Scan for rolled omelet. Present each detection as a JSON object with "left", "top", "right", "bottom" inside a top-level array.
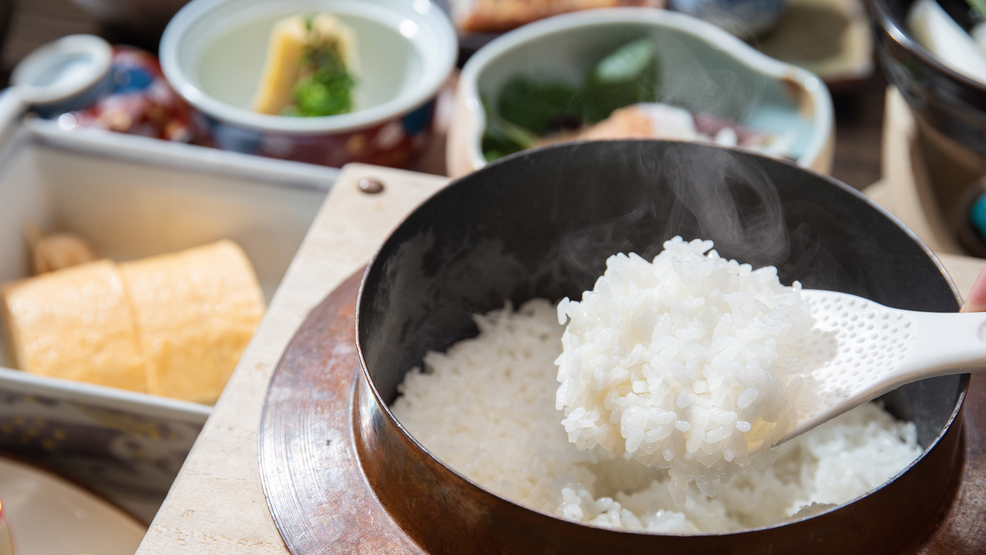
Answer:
[
  {"left": 0, "top": 240, "right": 265, "bottom": 404},
  {"left": 1, "top": 260, "right": 146, "bottom": 392},
  {"left": 120, "top": 240, "right": 264, "bottom": 404}
]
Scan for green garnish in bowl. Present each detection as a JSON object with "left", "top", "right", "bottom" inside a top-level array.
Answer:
[
  {"left": 584, "top": 39, "right": 658, "bottom": 123},
  {"left": 285, "top": 43, "right": 355, "bottom": 117},
  {"left": 482, "top": 38, "right": 659, "bottom": 161}
]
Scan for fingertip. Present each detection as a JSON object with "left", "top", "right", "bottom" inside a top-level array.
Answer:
[{"left": 961, "top": 262, "right": 986, "bottom": 312}]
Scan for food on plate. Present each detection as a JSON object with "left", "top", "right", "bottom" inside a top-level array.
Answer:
[
  {"left": 252, "top": 13, "right": 359, "bottom": 117},
  {"left": 390, "top": 238, "right": 921, "bottom": 532},
  {"left": 482, "top": 39, "right": 792, "bottom": 161},
  {"left": 555, "top": 237, "right": 816, "bottom": 501},
  {"left": 450, "top": 0, "right": 663, "bottom": 33},
  {"left": 1, "top": 240, "right": 264, "bottom": 404},
  {"left": 24, "top": 225, "right": 100, "bottom": 275},
  {"left": 482, "top": 39, "right": 658, "bottom": 160}
]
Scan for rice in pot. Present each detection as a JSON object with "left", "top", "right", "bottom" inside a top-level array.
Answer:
[{"left": 389, "top": 239, "right": 922, "bottom": 533}]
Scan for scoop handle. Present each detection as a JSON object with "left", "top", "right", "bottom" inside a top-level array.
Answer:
[
  {"left": 894, "top": 310, "right": 986, "bottom": 383},
  {"left": 781, "top": 301, "right": 986, "bottom": 445}
]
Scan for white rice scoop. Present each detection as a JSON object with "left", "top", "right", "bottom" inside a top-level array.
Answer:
[{"left": 782, "top": 289, "right": 986, "bottom": 444}]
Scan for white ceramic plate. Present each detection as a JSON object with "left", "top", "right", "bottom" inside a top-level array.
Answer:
[{"left": 0, "top": 457, "right": 146, "bottom": 555}]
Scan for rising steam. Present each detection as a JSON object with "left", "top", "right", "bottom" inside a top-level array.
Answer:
[{"left": 660, "top": 143, "right": 789, "bottom": 267}]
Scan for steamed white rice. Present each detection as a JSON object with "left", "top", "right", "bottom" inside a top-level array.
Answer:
[
  {"left": 555, "top": 237, "right": 818, "bottom": 502},
  {"left": 390, "top": 298, "right": 922, "bottom": 533}
]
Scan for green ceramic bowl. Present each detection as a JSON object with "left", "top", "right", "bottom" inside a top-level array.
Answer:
[{"left": 447, "top": 8, "right": 835, "bottom": 177}]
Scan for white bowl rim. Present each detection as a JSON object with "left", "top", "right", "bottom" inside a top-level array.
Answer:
[
  {"left": 159, "top": 0, "right": 458, "bottom": 135},
  {"left": 458, "top": 8, "right": 834, "bottom": 170},
  {"left": 10, "top": 34, "right": 113, "bottom": 105}
]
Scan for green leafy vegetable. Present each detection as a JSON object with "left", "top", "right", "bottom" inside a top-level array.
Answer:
[
  {"left": 583, "top": 39, "right": 659, "bottom": 122},
  {"left": 496, "top": 77, "right": 582, "bottom": 135},
  {"left": 482, "top": 96, "right": 540, "bottom": 162},
  {"left": 284, "top": 40, "right": 354, "bottom": 117},
  {"left": 480, "top": 38, "right": 660, "bottom": 160}
]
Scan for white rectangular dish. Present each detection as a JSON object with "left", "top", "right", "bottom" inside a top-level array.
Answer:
[{"left": 0, "top": 118, "right": 335, "bottom": 523}]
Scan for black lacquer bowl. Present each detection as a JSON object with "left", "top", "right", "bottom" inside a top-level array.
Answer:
[
  {"left": 868, "top": 0, "right": 986, "bottom": 156},
  {"left": 354, "top": 140, "right": 968, "bottom": 554}
]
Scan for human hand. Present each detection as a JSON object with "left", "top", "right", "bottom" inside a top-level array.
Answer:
[{"left": 961, "top": 263, "right": 986, "bottom": 312}]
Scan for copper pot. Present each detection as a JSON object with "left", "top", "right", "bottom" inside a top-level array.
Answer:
[{"left": 355, "top": 140, "right": 967, "bottom": 554}]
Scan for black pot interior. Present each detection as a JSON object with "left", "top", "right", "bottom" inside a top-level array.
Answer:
[{"left": 358, "top": 140, "right": 965, "bottom": 450}]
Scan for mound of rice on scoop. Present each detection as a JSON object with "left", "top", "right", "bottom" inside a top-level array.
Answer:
[{"left": 555, "top": 237, "right": 818, "bottom": 501}]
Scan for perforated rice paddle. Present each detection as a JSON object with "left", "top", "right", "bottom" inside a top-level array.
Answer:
[{"left": 781, "top": 289, "right": 986, "bottom": 444}]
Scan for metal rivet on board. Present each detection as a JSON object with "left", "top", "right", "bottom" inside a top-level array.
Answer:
[{"left": 358, "top": 178, "right": 384, "bottom": 194}]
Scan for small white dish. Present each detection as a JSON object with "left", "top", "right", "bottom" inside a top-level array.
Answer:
[
  {"left": 0, "top": 35, "right": 115, "bottom": 135},
  {"left": 9, "top": 34, "right": 112, "bottom": 107},
  {"left": 0, "top": 457, "right": 146, "bottom": 555},
  {"left": 447, "top": 8, "right": 835, "bottom": 177}
]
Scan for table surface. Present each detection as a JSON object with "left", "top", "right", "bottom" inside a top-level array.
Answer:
[{"left": 2, "top": 2, "right": 978, "bottom": 554}]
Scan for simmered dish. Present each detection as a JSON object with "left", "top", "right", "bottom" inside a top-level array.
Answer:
[{"left": 252, "top": 13, "right": 359, "bottom": 117}]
